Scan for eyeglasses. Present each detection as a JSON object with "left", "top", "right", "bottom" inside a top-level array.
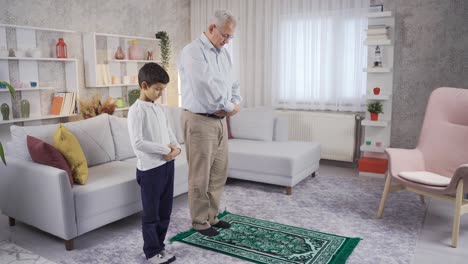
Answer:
[{"left": 215, "top": 27, "right": 234, "bottom": 40}]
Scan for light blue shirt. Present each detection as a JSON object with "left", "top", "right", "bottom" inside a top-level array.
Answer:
[{"left": 178, "top": 33, "right": 241, "bottom": 114}]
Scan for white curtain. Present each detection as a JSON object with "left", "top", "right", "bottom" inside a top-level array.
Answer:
[{"left": 190, "top": 0, "right": 369, "bottom": 111}]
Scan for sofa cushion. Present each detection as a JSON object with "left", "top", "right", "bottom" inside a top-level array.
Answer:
[
  {"left": 10, "top": 123, "right": 59, "bottom": 161},
  {"left": 27, "top": 135, "right": 74, "bottom": 187},
  {"left": 164, "top": 106, "right": 184, "bottom": 144},
  {"left": 73, "top": 161, "right": 140, "bottom": 222},
  {"left": 64, "top": 114, "right": 115, "bottom": 166},
  {"left": 230, "top": 108, "right": 274, "bottom": 141},
  {"left": 109, "top": 115, "right": 135, "bottom": 160},
  {"left": 54, "top": 124, "right": 89, "bottom": 185},
  {"left": 228, "top": 139, "right": 321, "bottom": 176},
  {"left": 399, "top": 171, "right": 451, "bottom": 187}
]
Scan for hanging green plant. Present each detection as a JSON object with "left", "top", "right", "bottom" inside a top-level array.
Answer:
[
  {"left": 155, "top": 31, "right": 171, "bottom": 71},
  {"left": 0, "top": 81, "right": 16, "bottom": 165}
]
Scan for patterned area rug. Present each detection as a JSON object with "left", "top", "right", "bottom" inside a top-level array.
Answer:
[
  {"left": 0, "top": 240, "right": 55, "bottom": 264},
  {"left": 170, "top": 211, "right": 361, "bottom": 264}
]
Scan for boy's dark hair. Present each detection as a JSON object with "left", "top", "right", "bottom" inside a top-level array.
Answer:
[{"left": 138, "top": 62, "right": 170, "bottom": 87}]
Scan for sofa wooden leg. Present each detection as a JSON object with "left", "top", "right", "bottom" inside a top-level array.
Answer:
[
  {"left": 65, "top": 239, "right": 74, "bottom": 251},
  {"left": 311, "top": 172, "right": 316, "bottom": 178},
  {"left": 8, "top": 217, "right": 15, "bottom": 227},
  {"left": 286, "top": 187, "right": 292, "bottom": 195}
]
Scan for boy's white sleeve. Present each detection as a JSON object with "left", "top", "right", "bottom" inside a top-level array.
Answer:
[{"left": 128, "top": 107, "right": 171, "bottom": 155}]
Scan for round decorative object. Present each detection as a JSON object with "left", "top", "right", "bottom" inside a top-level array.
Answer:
[
  {"left": 115, "top": 97, "right": 125, "bottom": 108},
  {"left": 128, "top": 89, "right": 140, "bottom": 106},
  {"left": 373, "top": 87, "right": 381, "bottom": 95},
  {"left": 1, "top": 103, "right": 9, "bottom": 120},
  {"left": 21, "top": 99, "right": 30, "bottom": 118}
]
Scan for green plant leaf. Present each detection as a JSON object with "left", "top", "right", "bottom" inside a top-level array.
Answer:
[
  {"left": 0, "top": 81, "right": 16, "bottom": 96},
  {"left": 0, "top": 142, "right": 6, "bottom": 166}
]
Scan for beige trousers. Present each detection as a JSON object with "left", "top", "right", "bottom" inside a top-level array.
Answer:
[{"left": 182, "top": 111, "right": 229, "bottom": 230}]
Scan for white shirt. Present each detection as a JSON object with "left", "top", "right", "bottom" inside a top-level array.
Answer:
[
  {"left": 127, "top": 99, "right": 181, "bottom": 171},
  {"left": 178, "top": 33, "right": 242, "bottom": 114}
]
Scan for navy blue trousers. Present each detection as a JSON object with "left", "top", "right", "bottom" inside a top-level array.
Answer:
[{"left": 136, "top": 160, "right": 174, "bottom": 259}]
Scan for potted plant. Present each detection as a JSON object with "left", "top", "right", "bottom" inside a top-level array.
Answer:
[
  {"left": 155, "top": 31, "right": 171, "bottom": 71},
  {"left": 368, "top": 101, "right": 383, "bottom": 121},
  {"left": 0, "top": 81, "right": 16, "bottom": 165}
]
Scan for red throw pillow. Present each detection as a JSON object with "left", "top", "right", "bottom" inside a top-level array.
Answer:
[
  {"left": 226, "top": 116, "right": 233, "bottom": 139},
  {"left": 26, "top": 135, "right": 73, "bottom": 187}
]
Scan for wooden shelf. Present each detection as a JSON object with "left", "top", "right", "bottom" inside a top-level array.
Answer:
[
  {"left": 365, "top": 39, "right": 392, "bottom": 46},
  {"left": 362, "top": 120, "right": 388, "bottom": 127},
  {"left": 95, "top": 33, "right": 158, "bottom": 41},
  {"left": 0, "top": 23, "right": 77, "bottom": 33},
  {"left": 0, "top": 114, "right": 78, "bottom": 124},
  {"left": 368, "top": 11, "right": 392, "bottom": 18},
  {"left": 108, "top": 59, "right": 160, "bottom": 63},
  {"left": 360, "top": 144, "right": 386, "bottom": 153},
  {"left": 366, "top": 94, "right": 390, "bottom": 100},
  {"left": 114, "top": 107, "right": 130, "bottom": 112},
  {"left": 364, "top": 67, "right": 392, "bottom": 73},
  {"left": 0, "top": 57, "right": 77, "bottom": 62},
  {"left": 0, "top": 87, "right": 56, "bottom": 92},
  {"left": 89, "top": 84, "right": 139, "bottom": 88}
]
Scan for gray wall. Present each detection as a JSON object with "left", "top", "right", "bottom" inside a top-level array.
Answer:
[
  {"left": 3, "top": 0, "right": 467, "bottom": 148},
  {"left": 374, "top": 0, "right": 468, "bottom": 148},
  {"left": 1, "top": 0, "right": 191, "bottom": 106}
]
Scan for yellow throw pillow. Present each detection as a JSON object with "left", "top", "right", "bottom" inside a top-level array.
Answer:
[{"left": 53, "top": 124, "right": 88, "bottom": 184}]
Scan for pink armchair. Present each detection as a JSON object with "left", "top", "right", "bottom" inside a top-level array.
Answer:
[{"left": 377, "top": 87, "right": 468, "bottom": 248}]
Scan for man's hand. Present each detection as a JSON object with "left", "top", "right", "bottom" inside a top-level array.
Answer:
[
  {"left": 227, "top": 103, "right": 240, "bottom": 117},
  {"left": 162, "top": 144, "right": 181, "bottom": 161}
]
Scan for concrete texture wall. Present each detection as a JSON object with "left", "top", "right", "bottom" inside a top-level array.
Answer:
[
  {"left": 1, "top": 0, "right": 191, "bottom": 107},
  {"left": 373, "top": 0, "right": 468, "bottom": 148}
]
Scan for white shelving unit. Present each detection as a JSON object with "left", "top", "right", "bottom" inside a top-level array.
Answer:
[
  {"left": 359, "top": 12, "right": 395, "bottom": 177},
  {"left": 83, "top": 32, "right": 162, "bottom": 107},
  {"left": 0, "top": 24, "right": 80, "bottom": 125}
]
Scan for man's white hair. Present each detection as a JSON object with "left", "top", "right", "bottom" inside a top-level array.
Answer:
[{"left": 210, "top": 9, "right": 236, "bottom": 28}]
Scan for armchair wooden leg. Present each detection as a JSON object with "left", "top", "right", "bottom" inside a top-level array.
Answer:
[
  {"left": 8, "top": 217, "right": 15, "bottom": 226},
  {"left": 65, "top": 239, "right": 74, "bottom": 251},
  {"left": 286, "top": 187, "right": 292, "bottom": 195},
  {"left": 311, "top": 172, "right": 316, "bottom": 178},
  {"left": 419, "top": 195, "right": 425, "bottom": 205},
  {"left": 451, "top": 180, "right": 463, "bottom": 248},
  {"left": 377, "top": 172, "right": 392, "bottom": 219}
]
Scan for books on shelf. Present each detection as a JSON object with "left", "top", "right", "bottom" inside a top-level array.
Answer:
[
  {"left": 50, "top": 92, "right": 76, "bottom": 115},
  {"left": 366, "top": 25, "right": 389, "bottom": 41}
]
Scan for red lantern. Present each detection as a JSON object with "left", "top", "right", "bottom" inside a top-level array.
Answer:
[{"left": 56, "top": 38, "right": 68, "bottom": 58}]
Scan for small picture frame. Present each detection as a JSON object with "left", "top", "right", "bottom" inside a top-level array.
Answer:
[{"left": 369, "top": 4, "right": 383, "bottom": 13}]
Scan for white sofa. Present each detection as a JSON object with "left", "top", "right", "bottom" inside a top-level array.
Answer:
[{"left": 0, "top": 107, "right": 320, "bottom": 250}]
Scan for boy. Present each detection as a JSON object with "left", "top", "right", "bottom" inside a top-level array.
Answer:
[{"left": 128, "top": 63, "right": 181, "bottom": 264}]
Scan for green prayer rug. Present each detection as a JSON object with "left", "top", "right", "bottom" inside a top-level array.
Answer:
[{"left": 170, "top": 211, "right": 361, "bottom": 264}]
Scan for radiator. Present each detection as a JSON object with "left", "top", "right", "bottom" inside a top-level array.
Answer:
[{"left": 276, "top": 110, "right": 361, "bottom": 162}]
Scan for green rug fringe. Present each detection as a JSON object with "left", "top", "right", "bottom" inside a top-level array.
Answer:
[{"left": 331, "top": 237, "right": 362, "bottom": 264}]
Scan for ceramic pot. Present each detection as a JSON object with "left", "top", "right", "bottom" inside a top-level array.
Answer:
[
  {"left": 370, "top": 112, "right": 379, "bottom": 121},
  {"left": 115, "top": 97, "right": 125, "bottom": 108},
  {"left": 21, "top": 99, "right": 30, "bottom": 118},
  {"left": 1, "top": 103, "right": 9, "bottom": 120},
  {"left": 114, "top": 47, "right": 125, "bottom": 60},
  {"left": 373, "top": 87, "right": 381, "bottom": 95}
]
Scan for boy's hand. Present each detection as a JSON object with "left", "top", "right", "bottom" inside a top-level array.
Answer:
[{"left": 163, "top": 144, "right": 181, "bottom": 161}]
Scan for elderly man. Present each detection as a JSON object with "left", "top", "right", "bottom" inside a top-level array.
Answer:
[{"left": 178, "top": 9, "right": 241, "bottom": 237}]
